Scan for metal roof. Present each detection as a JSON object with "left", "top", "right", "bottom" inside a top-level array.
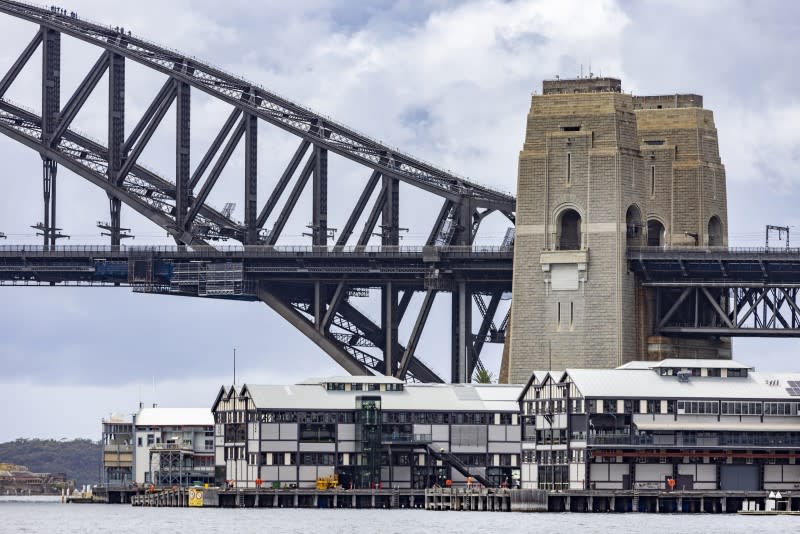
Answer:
[
  {"left": 650, "top": 359, "right": 753, "bottom": 370},
  {"left": 242, "top": 382, "right": 522, "bottom": 412},
  {"left": 134, "top": 408, "right": 213, "bottom": 427},
  {"left": 297, "top": 376, "right": 403, "bottom": 385},
  {"left": 565, "top": 368, "right": 800, "bottom": 400}
]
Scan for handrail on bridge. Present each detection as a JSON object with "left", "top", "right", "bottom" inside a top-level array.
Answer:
[
  {"left": 0, "top": 244, "right": 514, "bottom": 256},
  {"left": 0, "top": 0, "right": 516, "bottom": 208},
  {"left": 628, "top": 246, "right": 800, "bottom": 255}
]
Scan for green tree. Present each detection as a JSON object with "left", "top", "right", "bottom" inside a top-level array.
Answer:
[{"left": 473, "top": 368, "right": 495, "bottom": 384}]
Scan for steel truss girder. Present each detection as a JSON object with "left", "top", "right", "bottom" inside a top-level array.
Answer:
[
  {"left": 186, "top": 116, "right": 246, "bottom": 227},
  {"left": 0, "top": 2, "right": 515, "bottom": 213},
  {"left": 118, "top": 79, "right": 176, "bottom": 185},
  {"left": 0, "top": 29, "right": 42, "bottom": 98},
  {"left": 0, "top": 100, "right": 242, "bottom": 243},
  {"left": 471, "top": 290, "right": 503, "bottom": 376},
  {"left": 266, "top": 154, "right": 316, "bottom": 245},
  {"left": 285, "top": 285, "right": 439, "bottom": 382},
  {"left": 256, "top": 139, "right": 310, "bottom": 229},
  {"left": 652, "top": 284, "right": 800, "bottom": 337},
  {"left": 336, "top": 299, "right": 443, "bottom": 383},
  {"left": 335, "top": 170, "right": 380, "bottom": 250},
  {"left": 257, "top": 285, "right": 371, "bottom": 376},
  {"left": 50, "top": 51, "right": 110, "bottom": 146}
]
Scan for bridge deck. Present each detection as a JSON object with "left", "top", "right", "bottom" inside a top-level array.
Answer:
[{"left": 628, "top": 247, "right": 800, "bottom": 284}]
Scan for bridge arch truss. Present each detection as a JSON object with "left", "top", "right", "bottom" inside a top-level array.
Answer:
[{"left": 0, "top": 1, "right": 516, "bottom": 383}]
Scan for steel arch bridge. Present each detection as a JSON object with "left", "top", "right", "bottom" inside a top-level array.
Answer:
[{"left": 0, "top": 1, "right": 516, "bottom": 383}]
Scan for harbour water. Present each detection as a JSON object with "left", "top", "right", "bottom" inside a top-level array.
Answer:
[{"left": 1, "top": 497, "right": 798, "bottom": 534}]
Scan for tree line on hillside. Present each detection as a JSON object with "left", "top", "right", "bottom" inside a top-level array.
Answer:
[{"left": 0, "top": 438, "right": 101, "bottom": 488}]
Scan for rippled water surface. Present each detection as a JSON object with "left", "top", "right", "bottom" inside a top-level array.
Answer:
[{"left": 1, "top": 496, "right": 798, "bottom": 534}]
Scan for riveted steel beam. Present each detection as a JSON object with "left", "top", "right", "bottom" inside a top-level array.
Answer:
[
  {"left": 190, "top": 108, "right": 242, "bottom": 189},
  {"left": 50, "top": 51, "right": 110, "bottom": 146},
  {"left": 107, "top": 51, "right": 125, "bottom": 246},
  {"left": 244, "top": 113, "right": 258, "bottom": 244},
  {"left": 0, "top": 30, "right": 42, "bottom": 98},
  {"left": 256, "top": 139, "right": 310, "bottom": 229},
  {"left": 472, "top": 290, "right": 502, "bottom": 375},
  {"left": 266, "top": 154, "right": 316, "bottom": 246},
  {"left": 427, "top": 199, "right": 454, "bottom": 246},
  {"left": 336, "top": 300, "right": 443, "bottom": 383},
  {"left": 0, "top": 3, "right": 516, "bottom": 212},
  {"left": 185, "top": 117, "right": 246, "bottom": 228},
  {"left": 335, "top": 170, "right": 380, "bottom": 250},
  {"left": 117, "top": 80, "right": 176, "bottom": 186},
  {"left": 257, "top": 286, "right": 370, "bottom": 376},
  {"left": 357, "top": 183, "right": 387, "bottom": 248},
  {"left": 396, "top": 290, "right": 436, "bottom": 380},
  {"left": 382, "top": 175, "right": 399, "bottom": 246},
  {"left": 121, "top": 79, "right": 174, "bottom": 157},
  {"left": 41, "top": 25, "right": 60, "bottom": 248},
  {"left": 312, "top": 144, "right": 328, "bottom": 246},
  {"left": 175, "top": 80, "right": 191, "bottom": 238}
]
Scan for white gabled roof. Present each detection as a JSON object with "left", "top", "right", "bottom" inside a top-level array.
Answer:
[
  {"left": 650, "top": 359, "right": 753, "bottom": 370},
  {"left": 297, "top": 376, "right": 403, "bottom": 385},
  {"left": 565, "top": 368, "right": 800, "bottom": 400},
  {"left": 243, "top": 382, "right": 522, "bottom": 412},
  {"left": 135, "top": 408, "right": 213, "bottom": 427}
]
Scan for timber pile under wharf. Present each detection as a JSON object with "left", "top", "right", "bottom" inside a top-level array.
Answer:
[{"left": 129, "top": 487, "right": 800, "bottom": 513}]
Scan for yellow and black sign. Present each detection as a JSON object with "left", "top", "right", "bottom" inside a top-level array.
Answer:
[{"left": 188, "top": 488, "right": 204, "bottom": 507}]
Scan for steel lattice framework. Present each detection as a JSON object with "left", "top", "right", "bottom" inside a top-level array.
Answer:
[
  {"left": 629, "top": 247, "right": 800, "bottom": 337},
  {"left": 0, "top": 1, "right": 515, "bottom": 383}
]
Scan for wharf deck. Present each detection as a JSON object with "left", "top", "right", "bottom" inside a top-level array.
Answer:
[
  {"left": 132, "top": 487, "right": 429, "bottom": 509},
  {"left": 129, "top": 486, "right": 800, "bottom": 513}
]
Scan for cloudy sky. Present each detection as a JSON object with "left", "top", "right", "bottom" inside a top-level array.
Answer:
[{"left": 0, "top": 0, "right": 798, "bottom": 442}]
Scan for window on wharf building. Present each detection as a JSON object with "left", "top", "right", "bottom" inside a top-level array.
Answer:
[
  {"left": 223, "top": 423, "right": 246, "bottom": 442},
  {"left": 677, "top": 400, "right": 719, "bottom": 415},
  {"left": 721, "top": 401, "right": 762, "bottom": 416},
  {"left": 299, "top": 423, "right": 336, "bottom": 442},
  {"left": 764, "top": 402, "right": 798, "bottom": 416}
]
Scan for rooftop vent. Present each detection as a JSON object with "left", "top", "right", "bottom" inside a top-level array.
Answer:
[{"left": 676, "top": 370, "right": 691, "bottom": 383}]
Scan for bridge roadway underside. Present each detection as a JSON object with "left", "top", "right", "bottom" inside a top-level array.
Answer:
[
  {"left": 0, "top": 245, "right": 512, "bottom": 383},
  {"left": 629, "top": 247, "right": 800, "bottom": 337}
]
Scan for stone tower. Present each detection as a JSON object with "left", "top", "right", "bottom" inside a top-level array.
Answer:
[{"left": 506, "top": 78, "right": 729, "bottom": 383}]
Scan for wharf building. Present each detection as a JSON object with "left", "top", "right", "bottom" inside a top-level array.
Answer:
[
  {"left": 101, "top": 414, "right": 133, "bottom": 487},
  {"left": 507, "top": 77, "right": 729, "bottom": 383},
  {"left": 101, "top": 407, "right": 215, "bottom": 487},
  {"left": 212, "top": 376, "right": 522, "bottom": 489},
  {"left": 519, "top": 359, "right": 800, "bottom": 492}
]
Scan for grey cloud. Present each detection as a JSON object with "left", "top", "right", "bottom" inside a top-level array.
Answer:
[{"left": 1, "top": 0, "right": 798, "bottom": 441}]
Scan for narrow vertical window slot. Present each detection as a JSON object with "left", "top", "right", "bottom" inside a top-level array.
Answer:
[
  {"left": 557, "top": 302, "right": 561, "bottom": 331},
  {"left": 566, "top": 153, "right": 571, "bottom": 185},
  {"left": 650, "top": 166, "right": 655, "bottom": 197},
  {"left": 570, "top": 302, "right": 574, "bottom": 330}
]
